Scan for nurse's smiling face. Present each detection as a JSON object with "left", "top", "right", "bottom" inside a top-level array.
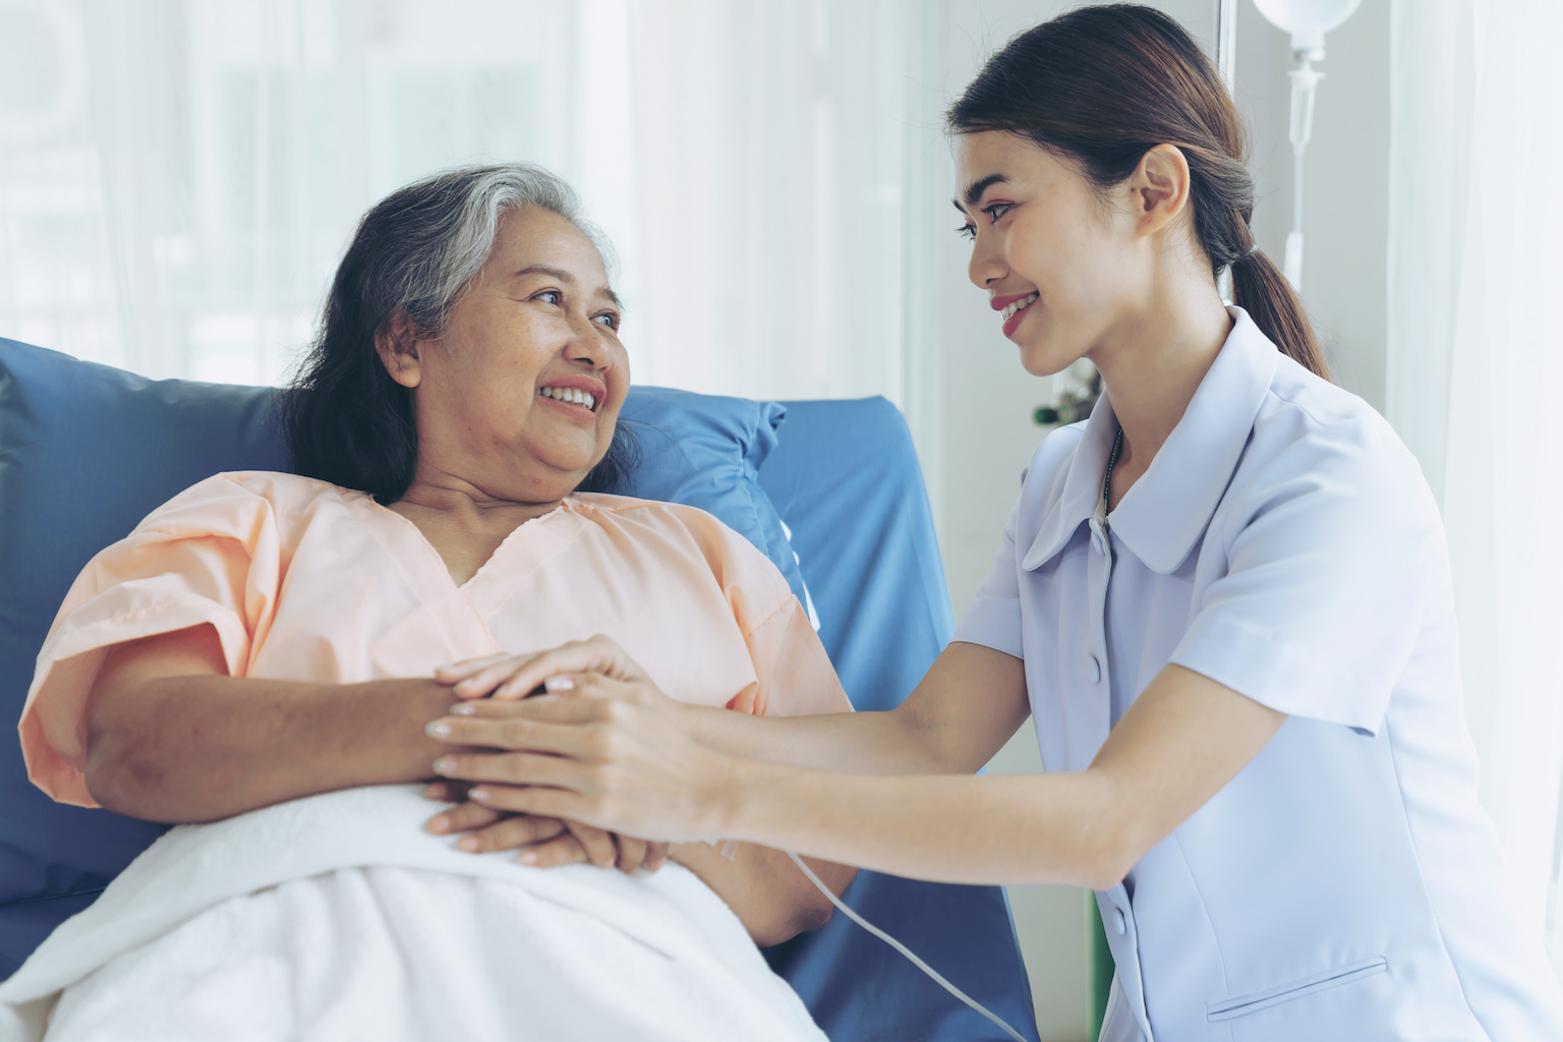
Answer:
[
  {"left": 953, "top": 131, "right": 1145, "bottom": 377},
  {"left": 376, "top": 205, "right": 629, "bottom": 504}
]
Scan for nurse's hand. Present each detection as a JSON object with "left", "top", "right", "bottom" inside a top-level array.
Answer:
[
  {"left": 421, "top": 780, "right": 669, "bottom": 873},
  {"left": 423, "top": 673, "right": 736, "bottom": 844},
  {"left": 434, "top": 635, "right": 656, "bottom": 701}
]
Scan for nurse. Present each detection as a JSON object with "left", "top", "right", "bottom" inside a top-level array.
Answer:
[{"left": 423, "top": 5, "right": 1563, "bottom": 1039}]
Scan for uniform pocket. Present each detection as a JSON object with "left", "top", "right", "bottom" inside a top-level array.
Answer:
[{"left": 1206, "top": 956, "right": 1388, "bottom": 1022}]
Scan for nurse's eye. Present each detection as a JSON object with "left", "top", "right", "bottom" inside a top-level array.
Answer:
[
  {"left": 981, "top": 202, "right": 1014, "bottom": 224},
  {"left": 955, "top": 221, "right": 976, "bottom": 241}
]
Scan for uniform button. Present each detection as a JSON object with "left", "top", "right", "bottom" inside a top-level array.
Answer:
[
  {"left": 1088, "top": 655, "right": 1102, "bottom": 684},
  {"left": 1114, "top": 909, "right": 1128, "bottom": 935}
]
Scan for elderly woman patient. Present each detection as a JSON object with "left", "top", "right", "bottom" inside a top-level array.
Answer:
[{"left": 6, "top": 164, "right": 855, "bottom": 1042}]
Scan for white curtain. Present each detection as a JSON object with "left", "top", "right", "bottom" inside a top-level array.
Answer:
[
  {"left": 1386, "top": 0, "right": 1563, "bottom": 971},
  {"left": 0, "top": 0, "right": 916, "bottom": 404}
]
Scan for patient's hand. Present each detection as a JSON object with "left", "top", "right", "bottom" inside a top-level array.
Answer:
[{"left": 422, "top": 781, "right": 668, "bottom": 874}]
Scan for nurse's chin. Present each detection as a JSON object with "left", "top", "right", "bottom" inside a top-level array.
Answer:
[{"left": 1014, "top": 337, "right": 1086, "bottom": 380}]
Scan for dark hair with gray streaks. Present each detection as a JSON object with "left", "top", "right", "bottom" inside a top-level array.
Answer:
[{"left": 282, "top": 163, "right": 638, "bottom": 504}]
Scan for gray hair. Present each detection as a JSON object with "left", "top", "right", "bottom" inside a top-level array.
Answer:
[
  {"left": 376, "top": 162, "right": 612, "bottom": 340},
  {"left": 283, "top": 162, "right": 636, "bottom": 504}
]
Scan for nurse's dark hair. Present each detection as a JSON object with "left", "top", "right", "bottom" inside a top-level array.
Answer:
[
  {"left": 947, "top": 3, "right": 1329, "bottom": 380},
  {"left": 281, "top": 163, "right": 639, "bottom": 504}
]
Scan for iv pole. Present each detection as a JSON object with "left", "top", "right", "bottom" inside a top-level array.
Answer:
[{"left": 1216, "top": 0, "right": 1238, "bottom": 301}]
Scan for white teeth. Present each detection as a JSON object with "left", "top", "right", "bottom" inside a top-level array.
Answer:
[
  {"left": 1002, "top": 293, "right": 1039, "bottom": 322},
  {"left": 538, "top": 386, "right": 597, "bottom": 411}
]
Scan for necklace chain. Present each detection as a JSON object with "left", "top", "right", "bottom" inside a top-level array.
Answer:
[{"left": 1103, "top": 427, "right": 1124, "bottom": 515}]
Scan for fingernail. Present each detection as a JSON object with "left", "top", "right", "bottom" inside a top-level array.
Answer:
[
  {"left": 426, "top": 721, "right": 451, "bottom": 738},
  {"left": 469, "top": 786, "right": 491, "bottom": 801},
  {"left": 427, "top": 816, "right": 448, "bottom": 834},
  {"left": 518, "top": 852, "right": 538, "bottom": 864},
  {"left": 544, "top": 675, "right": 575, "bottom": 692},
  {"left": 451, "top": 704, "right": 476, "bottom": 716},
  {"left": 457, "top": 837, "right": 479, "bottom": 852},
  {"left": 433, "top": 758, "right": 454, "bottom": 775}
]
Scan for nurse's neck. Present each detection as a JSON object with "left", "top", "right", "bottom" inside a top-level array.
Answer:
[{"left": 1088, "top": 276, "right": 1233, "bottom": 497}]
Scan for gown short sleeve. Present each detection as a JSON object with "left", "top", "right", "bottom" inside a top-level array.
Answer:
[
  {"left": 19, "top": 475, "right": 282, "bottom": 807},
  {"left": 1170, "top": 423, "right": 1440, "bottom": 735},
  {"left": 680, "top": 510, "right": 851, "bottom": 720}
]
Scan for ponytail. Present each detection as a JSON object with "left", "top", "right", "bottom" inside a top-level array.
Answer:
[
  {"left": 1231, "top": 248, "right": 1330, "bottom": 379},
  {"left": 947, "top": 3, "right": 1332, "bottom": 382}
]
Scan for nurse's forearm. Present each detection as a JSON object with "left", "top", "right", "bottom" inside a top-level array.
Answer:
[
  {"left": 717, "top": 766, "right": 1131, "bottom": 890},
  {"left": 679, "top": 703, "right": 949, "bottom": 775},
  {"left": 706, "top": 664, "right": 1284, "bottom": 888},
  {"left": 85, "top": 674, "right": 455, "bottom": 823},
  {"left": 678, "top": 641, "right": 1028, "bottom": 777}
]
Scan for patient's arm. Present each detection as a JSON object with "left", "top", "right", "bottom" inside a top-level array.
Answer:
[
  {"left": 670, "top": 840, "right": 856, "bottom": 947},
  {"left": 83, "top": 624, "right": 455, "bottom": 823}
]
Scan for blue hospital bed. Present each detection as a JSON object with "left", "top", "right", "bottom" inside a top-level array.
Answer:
[{"left": 0, "top": 338, "right": 1041, "bottom": 1041}]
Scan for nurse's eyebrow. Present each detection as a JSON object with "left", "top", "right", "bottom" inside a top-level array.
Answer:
[
  {"left": 954, "top": 173, "right": 1009, "bottom": 214},
  {"left": 513, "top": 264, "right": 624, "bottom": 311}
]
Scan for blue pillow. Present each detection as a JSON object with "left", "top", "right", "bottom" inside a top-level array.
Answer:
[
  {"left": 0, "top": 337, "right": 806, "bottom": 978},
  {"left": 618, "top": 386, "right": 812, "bottom": 613}
]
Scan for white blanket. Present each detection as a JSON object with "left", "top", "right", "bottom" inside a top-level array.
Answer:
[{"left": 0, "top": 785, "right": 826, "bottom": 1042}]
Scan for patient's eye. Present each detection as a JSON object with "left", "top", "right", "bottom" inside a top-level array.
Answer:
[
  {"left": 533, "top": 289, "right": 563, "bottom": 306},
  {"left": 593, "top": 310, "right": 620, "bottom": 331}
]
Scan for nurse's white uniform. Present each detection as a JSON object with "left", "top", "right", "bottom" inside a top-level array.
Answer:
[{"left": 956, "top": 308, "right": 1563, "bottom": 1041}]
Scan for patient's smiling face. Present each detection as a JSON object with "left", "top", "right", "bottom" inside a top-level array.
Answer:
[{"left": 377, "top": 206, "right": 629, "bottom": 508}]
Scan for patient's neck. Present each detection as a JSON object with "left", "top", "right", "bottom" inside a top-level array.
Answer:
[
  {"left": 395, "top": 460, "right": 572, "bottom": 529},
  {"left": 388, "top": 467, "right": 571, "bottom": 586}
]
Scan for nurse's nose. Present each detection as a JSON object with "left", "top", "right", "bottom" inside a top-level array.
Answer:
[{"left": 967, "top": 233, "right": 1008, "bottom": 290}]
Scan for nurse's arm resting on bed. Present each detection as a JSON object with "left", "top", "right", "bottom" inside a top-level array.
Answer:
[
  {"left": 81, "top": 624, "right": 849, "bottom": 946},
  {"left": 428, "top": 636, "right": 1284, "bottom": 890}
]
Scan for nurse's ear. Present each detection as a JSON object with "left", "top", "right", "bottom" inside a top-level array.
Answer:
[
  {"left": 374, "top": 309, "right": 424, "bottom": 390},
  {"left": 1126, "top": 143, "right": 1194, "bottom": 241}
]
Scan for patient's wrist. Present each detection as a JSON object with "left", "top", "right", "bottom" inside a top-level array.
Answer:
[{"left": 356, "top": 677, "right": 466, "bottom": 783}]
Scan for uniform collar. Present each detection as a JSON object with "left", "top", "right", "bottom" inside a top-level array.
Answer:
[{"left": 1021, "top": 307, "right": 1278, "bottom": 575}]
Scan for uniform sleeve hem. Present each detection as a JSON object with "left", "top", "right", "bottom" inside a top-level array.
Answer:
[
  {"left": 1170, "top": 613, "right": 1385, "bottom": 736},
  {"left": 953, "top": 598, "right": 1025, "bottom": 660}
]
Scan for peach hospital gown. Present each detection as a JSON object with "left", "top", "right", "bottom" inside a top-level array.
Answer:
[{"left": 21, "top": 470, "right": 850, "bottom": 807}]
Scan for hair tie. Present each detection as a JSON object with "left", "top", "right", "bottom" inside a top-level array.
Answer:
[{"left": 1236, "top": 243, "right": 1260, "bottom": 264}]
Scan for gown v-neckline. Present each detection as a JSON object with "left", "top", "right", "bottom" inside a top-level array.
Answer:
[{"left": 362, "top": 495, "right": 572, "bottom": 594}]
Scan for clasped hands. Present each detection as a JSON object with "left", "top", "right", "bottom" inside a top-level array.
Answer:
[{"left": 419, "top": 636, "right": 732, "bottom": 874}]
